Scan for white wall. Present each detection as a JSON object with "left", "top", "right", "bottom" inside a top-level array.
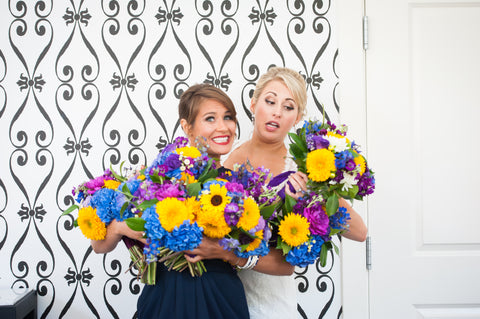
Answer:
[{"left": 0, "top": 1, "right": 345, "bottom": 318}]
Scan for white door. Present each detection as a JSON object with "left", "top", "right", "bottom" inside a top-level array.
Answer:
[{"left": 364, "top": 0, "right": 480, "bottom": 318}]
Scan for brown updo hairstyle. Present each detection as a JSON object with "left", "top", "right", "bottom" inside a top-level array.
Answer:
[{"left": 178, "top": 83, "right": 237, "bottom": 130}]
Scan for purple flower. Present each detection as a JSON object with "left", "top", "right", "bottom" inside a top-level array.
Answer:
[
  {"left": 164, "top": 153, "right": 181, "bottom": 170},
  {"left": 224, "top": 203, "right": 240, "bottom": 226},
  {"left": 306, "top": 134, "right": 330, "bottom": 151},
  {"left": 345, "top": 159, "right": 357, "bottom": 171},
  {"left": 154, "top": 183, "right": 184, "bottom": 201},
  {"left": 303, "top": 203, "right": 330, "bottom": 236},
  {"left": 226, "top": 182, "right": 244, "bottom": 194},
  {"left": 219, "top": 237, "right": 240, "bottom": 250},
  {"left": 357, "top": 169, "right": 375, "bottom": 196}
]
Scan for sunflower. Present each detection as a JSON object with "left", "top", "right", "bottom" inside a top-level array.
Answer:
[
  {"left": 245, "top": 229, "right": 263, "bottom": 252},
  {"left": 156, "top": 197, "right": 193, "bottom": 232},
  {"left": 354, "top": 154, "right": 366, "bottom": 175},
  {"left": 104, "top": 179, "right": 121, "bottom": 190},
  {"left": 175, "top": 146, "right": 202, "bottom": 159},
  {"left": 77, "top": 206, "right": 107, "bottom": 240},
  {"left": 278, "top": 213, "right": 310, "bottom": 247},
  {"left": 196, "top": 208, "right": 231, "bottom": 238},
  {"left": 237, "top": 197, "right": 260, "bottom": 231},
  {"left": 306, "top": 149, "right": 336, "bottom": 182},
  {"left": 200, "top": 183, "right": 230, "bottom": 213},
  {"left": 184, "top": 197, "right": 201, "bottom": 220}
]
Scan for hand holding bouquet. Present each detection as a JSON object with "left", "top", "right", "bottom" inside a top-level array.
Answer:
[{"left": 273, "top": 119, "right": 375, "bottom": 267}]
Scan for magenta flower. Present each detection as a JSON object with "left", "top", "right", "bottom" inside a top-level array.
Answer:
[{"left": 302, "top": 203, "right": 330, "bottom": 236}]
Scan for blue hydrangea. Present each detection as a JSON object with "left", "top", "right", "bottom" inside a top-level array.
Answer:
[
  {"left": 143, "top": 206, "right": 167, "bottom": 240},
  {"left": 119, "top": 179, "right": 142, "bottom": 195},
  {"left": 90, "top": 188, "right": 118, "bottom": 223},
  {"left": 285, "top": 235, "right": 324, "bottom": 267},
  {"left": 202, "top": 179, "right": 226, "bottom": 192},
  {"left": 235, "top": 240, "right": 269, "bottom": 258},
  {"left": 162, "top": 221, "right": 203, "bottom": 252}
]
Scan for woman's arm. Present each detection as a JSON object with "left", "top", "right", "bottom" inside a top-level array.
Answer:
[
  {"left": 185, "top": 237, "right": 294, "bottom": 276},
  {"left": 339, "top": 198, "right": 367, "bottom": 242},
  {"left": 91, "top": 220, "right": 145, "bottom": 254}
]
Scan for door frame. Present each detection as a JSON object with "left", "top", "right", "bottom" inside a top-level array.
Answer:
[{"left": 337, "top": 1, "right": 370, "bottom": 318}]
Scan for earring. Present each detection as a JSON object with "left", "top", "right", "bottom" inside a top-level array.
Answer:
[{"left": 251, "top": 114, "right": 255, "bottom": 123}]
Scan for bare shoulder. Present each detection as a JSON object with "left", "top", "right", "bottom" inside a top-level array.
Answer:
[{"left": 224, "top": 143, "right": 248, "bottom": 169}]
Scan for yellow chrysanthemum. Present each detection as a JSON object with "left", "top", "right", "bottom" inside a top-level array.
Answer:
[
  {"left": 306, "top": 149, "right": 336, "bottom": 182},
  {"left": 77, "top": 206, "right": 107, "bottom": 240},
  {"left": 175, "top": 146, "right": 202, "bottom": 159},
  {"left": 237, "top": 197, "right": 260, "bottom": 231},
  {"left": 185, "top": 197, "right": 201, "bottom": 220},
  {"left": 354, "top": 154, "right": 366, "bottom": 175},
  {"left": 245, "top": 230, "right": 263, "bottom": 252},
  {"left": 180, "top": 172, "right": 197, "bottom": 184},
  {"left": 138, "top": 174, "right": 146, "bottom": 181},
  {"left": 196, "top": 208, "right": 231, "bottom": 238},
  {"left": 278, "top": 213, "right": 310, "bottom": 247},
  {"left": 104, "top": 179, "right": 121, "bottom": 190},
  {"left": 200, "top": 184, "right": 230, "bottom": 212},
  {"left": 156, "top": 197, "right": 193, "bottom": 232}
]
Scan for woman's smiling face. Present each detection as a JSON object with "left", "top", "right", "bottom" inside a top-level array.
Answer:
[{"left": 186, "top": 98, "right": 236, "bottom": 159}]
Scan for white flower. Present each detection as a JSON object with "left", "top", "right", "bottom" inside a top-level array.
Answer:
[
  {"left": 340, "top": 172, "right": 358, "bottom": 191},
  {"left": 325, "top": 135, "right": 349, "bottom": 153}
]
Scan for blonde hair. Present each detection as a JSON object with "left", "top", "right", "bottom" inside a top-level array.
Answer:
[{"left": 252, "top": 67, "right": 307, "bottom": 119}]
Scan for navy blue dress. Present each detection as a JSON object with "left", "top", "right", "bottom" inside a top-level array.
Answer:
[{"left": 137, "top": 259, "right": 250, "bottom": 319}]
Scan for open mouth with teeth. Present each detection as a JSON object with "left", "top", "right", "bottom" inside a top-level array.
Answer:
[
  {"left": 212, "top": 136, "right": 230, "bottom": 144},
  {"left": 266, "top": 121, "right": 279, "bottom": 129}
]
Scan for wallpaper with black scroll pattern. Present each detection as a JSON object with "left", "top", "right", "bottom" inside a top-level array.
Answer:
[{"left": 0, "top": 1, "right": 343, "bottom": 318}]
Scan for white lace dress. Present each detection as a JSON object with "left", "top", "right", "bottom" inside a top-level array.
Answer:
[{"left": 238, "top": 157, "right": 298, "bottom": 319}]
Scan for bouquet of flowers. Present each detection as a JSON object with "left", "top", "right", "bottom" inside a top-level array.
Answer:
[
  {"left": 272, "top": 119, "right": 375, "bottom": 267},
  {"left": 212, "top": 164, "right": 280, "bottom": 259},
  {"left": 64, "top": 137, "right": 277, "bottom": 283},
  {"left": 64, "top": 167, "right": 135, "bottom": 241}
]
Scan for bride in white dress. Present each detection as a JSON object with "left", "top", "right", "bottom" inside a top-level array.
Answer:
[
  {"left": 224, "top": 67, "right": 367, "bottom": 319},
  {"left": 189, "top": 67, "right": 367, "bottom": 318}
]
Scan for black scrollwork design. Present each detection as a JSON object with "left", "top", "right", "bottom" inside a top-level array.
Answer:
[
  {"left": 101, "top": 8, "right": 147, "bottom": 169},
  {"left": 0, "top": 178, "right": 7, "bottom": 250},
  {"left": 9, "top": 148, "right": 55, "bottom": 281},
  {"left": 195, "top": 16, "right": 238, "bottom": 90},
  {"left": 195, "top": 0, "right": 213, "bottom": 17}
]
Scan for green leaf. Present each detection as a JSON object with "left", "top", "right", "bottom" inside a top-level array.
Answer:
[
  {"left": 288, "top": 132, "right": 308, "bottom": 153},
  {"left": 332, "top": 241, "right": 340, "bottom": 255},
  {"left": 289, "top": 144, "right": 306, "bottom": 161},
  {"left": 319, "top": 243, "right": 328, "bottom": 267},
  {"left": 136, "top": 199, "right": 158, "bottom": 211},
  {"left": 197, "top": 166, "right": 218, "bottom": 183},
  {"left": 284, "top": 194, "right": 297, "bottom": 213},
  {"left": 277, "top": 238, "right": 292, "bottom": 255},
  {"left": 73, "top": 219, "right": 78, "bottom": 227},
  {"left": 326, "top": 193, "right": 339, "bottom": 216},
  {"left": 150, "top": 174, "right": 163, "bottom": 184},
  {"left": 109, "top": 162, "right": 127, "bottom": 182},
  {"left": 119, "top": 202, "right": 129, "bottom": 219},
  {"left": 187, "top": 182, "right": 201, "bottom": 197},
  {"left": 260, "top": 203, "right": 277, "bottom": 220},
  {"left": 197, "top": 159, "right": 218, "bottom": 183},
  {"left": 62, "top": 204, "right": 79, "bottom": 216},
  {"left": 125, "top": 217, "right": 146, "bottom": 231}
]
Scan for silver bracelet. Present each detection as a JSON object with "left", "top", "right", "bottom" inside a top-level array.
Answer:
[{"left": 236, "top": 255, "right": 259, "bottom": 270}]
